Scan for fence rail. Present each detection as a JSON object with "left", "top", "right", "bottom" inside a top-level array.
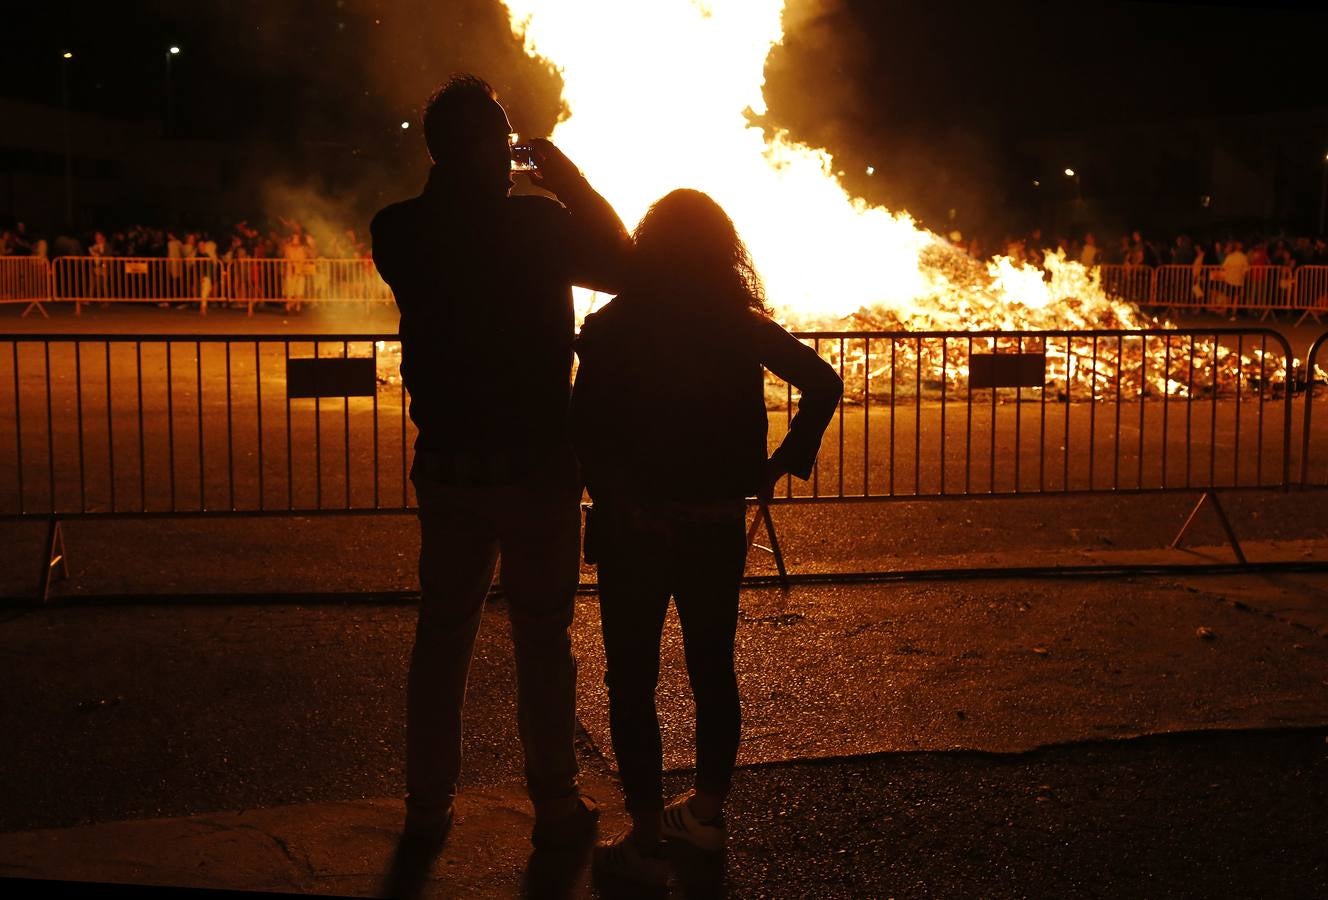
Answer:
[{"left": 4, "top": 258, "right": 1328, "bottom": 320}]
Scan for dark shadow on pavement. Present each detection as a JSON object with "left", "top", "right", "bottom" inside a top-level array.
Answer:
[
  {"left": 667, "top": 842, "right": 725, "bottom": 899},
  {"left": 380, "top": 831, "right": 447, "bottom": 900},
  {"left": 522, "top": 844, "right": 593, "bottom": 899}
]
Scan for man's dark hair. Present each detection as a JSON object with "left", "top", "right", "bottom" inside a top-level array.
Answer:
[{"left": 422, "top": 74, "right": 507, "bottom": 164}]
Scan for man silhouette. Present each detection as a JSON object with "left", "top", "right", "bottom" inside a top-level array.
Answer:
[{"left": 371, "top": 74, "right": 628, "bottom": 849}]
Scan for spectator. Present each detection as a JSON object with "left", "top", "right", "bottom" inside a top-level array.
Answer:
[
  {"left": 1219, "top": 240, "right": 1249, "bottom": 319},
  {"left": 1080, "top": 232, "right": 1099, "bottom": 267}
]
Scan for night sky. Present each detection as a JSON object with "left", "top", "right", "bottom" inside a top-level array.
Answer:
[{"left": 3, "top": 0, "right": 1324, "bottom": 229}]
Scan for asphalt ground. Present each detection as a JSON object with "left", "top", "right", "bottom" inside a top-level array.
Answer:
[
  {"left": 1, "top": 301, "right": 1326, "bottom": 896},
  {"left": 0, "top": 566, "right": 1325, "bottom": 897}
]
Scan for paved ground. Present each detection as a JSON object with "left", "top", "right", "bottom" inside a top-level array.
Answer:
[
  {"left": 0, "top": 534, "right": 1324, "bottom": 897},
  {"left": 1, "top": 303, "right": 1326, "bottom": 895}
]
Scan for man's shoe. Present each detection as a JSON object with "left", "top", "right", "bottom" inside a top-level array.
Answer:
[
  {"left": 402, "top": 803, "right": 455, "bottom": 849},
  {"left": 660, "top": 793, "right": 726, "bottom": 852},
  {"left": 531, "top": 794, "right": 599, "bottom": 851},
  {"left": 593, "top": 829, "right": 671, "bottom": 890}
]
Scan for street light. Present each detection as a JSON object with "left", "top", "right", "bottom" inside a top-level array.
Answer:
[
  {"left": 164, "top": 46, "right": 181, "bottom": 136},
  {"left": 400, "top": 121, "right": 410, "bottom": 130},
  {"left": 1064, "top": 167, "right": 1076, "bottom": 178},
  {"left": 1319, "top": 151, "right": 1328, "bottom": 235},
  {"left": 59, "top": 50, "right": 74, "bottom": 226}
]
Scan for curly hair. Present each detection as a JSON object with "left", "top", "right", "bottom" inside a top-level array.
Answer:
[{"left": 631, "top": 189, "right": 768, "bottom": 317}]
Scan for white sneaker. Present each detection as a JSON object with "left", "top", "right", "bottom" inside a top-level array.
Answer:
[
  {"left": 593, "top": 829, "right": 671, "bottom": 890},
  {"left": 660, "top": 794, "right": 726, "bottom": 852}
]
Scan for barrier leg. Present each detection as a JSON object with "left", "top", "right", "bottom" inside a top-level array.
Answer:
[
  {"left": 762, "top": 502, "right": 790, "bottom": 591},
  {"left": 1170, "top": 490, "right": 1247, "bottom": 565},
  {"left": 21, "top": 301, "right": 49, "bottom": 318},
  {"left": 38, "top": 518, "right": 69, "bottom": 603},
  {"left": 747, "top": 501, "right": 790, "bottom": 591}
]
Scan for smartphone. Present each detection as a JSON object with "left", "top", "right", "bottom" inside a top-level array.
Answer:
[{"left": 510, "top": 142, "right": 538, "bottom": 173}]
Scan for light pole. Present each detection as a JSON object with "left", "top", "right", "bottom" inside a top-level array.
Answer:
[
  {"left": 60, "top": 50, "right": 74, "bottom": 227},
  {"left": 1319, "top": 151, "right": 1327, "bottom": 236},
  {"left": 164, "top": 45, "right": 180, "bottom": 136}
]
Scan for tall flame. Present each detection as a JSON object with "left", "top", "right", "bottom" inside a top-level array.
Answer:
[{"left": 502, "top": 0, "right": 1149, "bottom": 331}]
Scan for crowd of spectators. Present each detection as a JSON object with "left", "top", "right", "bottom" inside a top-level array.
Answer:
[
  {"left": 0, "top": 219, "right": 371, "bottom": 265},
  {"left": 965, "top": 228, "right": 1328, "bottom": 272}
]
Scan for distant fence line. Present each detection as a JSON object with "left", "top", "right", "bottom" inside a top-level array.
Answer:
[{"left": 2, "top": 258, "right": 1328, "bottom": 321}]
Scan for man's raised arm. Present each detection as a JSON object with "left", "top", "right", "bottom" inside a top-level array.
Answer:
[{"left": 529, "top": 139, "right": 631, "bottom": 293}]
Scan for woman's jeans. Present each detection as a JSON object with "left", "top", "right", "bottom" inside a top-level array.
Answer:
[{"left": 595, "top": 503, "right": 746, "bottom": 818}]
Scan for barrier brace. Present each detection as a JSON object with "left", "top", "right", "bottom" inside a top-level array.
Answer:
[
  {"left": 2, "top": 328, "right": 1317, "bottom": 599},
  {"left": 1301, "top": 330, "right": 1328, "bottom": 488},
  {"left": 0, "top": 257, "right": 54, "bottom": 317}
]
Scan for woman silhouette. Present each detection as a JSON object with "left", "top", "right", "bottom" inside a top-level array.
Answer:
[{"left": 572, "top": 189, "right": 842, "bottom": 886}]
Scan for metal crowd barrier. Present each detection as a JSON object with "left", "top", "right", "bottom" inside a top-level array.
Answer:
[
  {"left": 4, "top": 327, "right": 1307, "bottom": 516},
  {"left": 1100, "top": 263, "right": 1328, "bottom": 322},
  {"left": 228, "top": 258, "right": 393, "bottom": 314},
  {"left": 52, "top": 256, "right": 225, "bottom": 315},
  {"left": 10, "top": 258, "right": 1328, "bottom": 322},
  {"left": 3, "top": 328, "right": 1322, "bottom": 599},
  {"left": 37, "top": 257, "right": 392, "bottom": 316},
  {"left": 0, "top": 257, "right": 53, "bottom": 317},
  {"left": 772, "top": 329, "right": 1296, "bottom": 501}
]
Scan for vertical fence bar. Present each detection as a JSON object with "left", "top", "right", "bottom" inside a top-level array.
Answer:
[
  {"left": 344, "top": 340, "right": 352, "bottom": 510},
  {"left": 1088, "top": 336, "right": 1098, "bottom": 491},
  {"left": 44, "top": 342, "right": 55, "bottom": 513},
  {"left": 196, "top": 340, "right": 204, "bottom": 510},
  {"left": 988, "top": 338, "right": 997, "bottom": 494},
  {"left": 255, "top": 341, "right": 265, "bottom": 511},
  {"left": 939, "top": 337, "right": 948, "bottom": 495},
  {"left": 811, "top": 337, "right": 820, "bottom": 497},
  {"left": 964, "top": 335, "right": 973, "bottom": 494},
  {"left": 914, "top": 336, "right": 921, "bottom": 496},
  {"left": 315, "top": 341, "right": 323, "bottom": 510},
  {"left": 1014, "top": 335, "right": 1023, "bottom": 493},
  {"left": 1062, "top": 335, "right": 1071, "bottom": 492},
  {"left": 1185, "top": 335, "right": 1196, "bottom": 489},
  {"left": 12, "top": 342, "right": 24, "bottom": 514},
  {"left": 889, "top": 338, "right": 896, "bottom": 496},
  {"left": 1113, "top": 335, "right": 1122, "bottom": 491},
  {"left": 837, "top": 336, "right": 845, "bottom": 498},
  {"left": 372, "top": 340, "right": 380, "bottom": 509},
  {"left": 136, "top": 342, "right": 146, "bottom": 511},
  {"left": 285, "top": 341, "right": 293, "bottom": 510},
  {"left": 1209, "top": 336, "right": 1219, "bottom": 486},
  {"left": 1256, "top": 334, "right": 1267, "bottom": 485},
  {"left": 1039, "top": 336, "right": 1047, "bottom": 492},
  {"left": 226, "top": 341, "right": 235, "bottom": 510},
  {"left": 1161, "top": 335, "right": 1171, "bottom": 489},
  {"left": 1137, "top": 336, "right": 1147, "bottom": 489},
  {"left": 862, "top": 338, "right": 870, "bottom": 497},
  {"left": 1233, "top": 335, "right": 1243, "bottom": 487},
  {"left": 75, "top": 341, "right": 86, "bottom": 511},
  {"left": 105, "top": 342, "right": 115, "bottom": 512},
  {"left": 167, "top": 342, "right": 177, "bottom": 511}
]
